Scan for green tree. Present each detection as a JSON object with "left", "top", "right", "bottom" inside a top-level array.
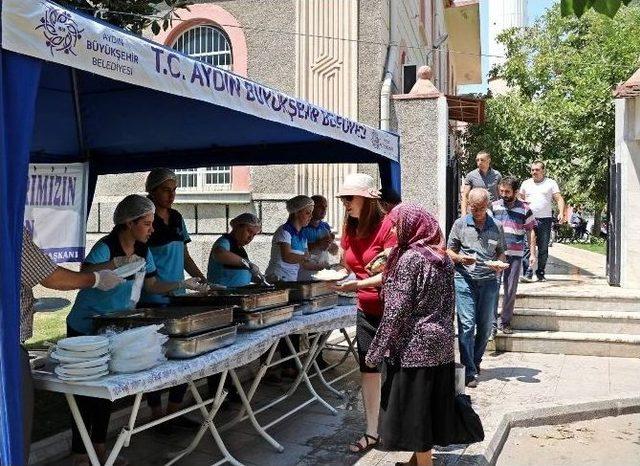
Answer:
[
  {"left": 59, "top": 1, "right": 194, "bottom": 35},
  {"left": 561, "top": 0, "right": 632, "bottom": 18},
  {"left": 461, "top": 4, "right": 640, "bottom": 216}
]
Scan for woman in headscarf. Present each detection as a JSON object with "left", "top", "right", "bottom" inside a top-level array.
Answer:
[
  {"left": 67, "top": 194, "right": 205, "bottom": 466},
  {"left": 365, "top": 203, "right": 456, "bottom": 466}
]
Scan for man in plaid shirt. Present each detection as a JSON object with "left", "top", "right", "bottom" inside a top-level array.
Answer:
[
  {"left": 492, "top": 177, "right": 537, "bottom": 334},
  {"left": 19, "top": 229, "right": 122, "bottom": 463}
]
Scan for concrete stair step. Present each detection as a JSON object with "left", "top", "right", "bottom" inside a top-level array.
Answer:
[
  {"left": 488, "top": 330, "right": 640, "bottom": 358},
  {"left": 508, "top": 308, "right": 640, "bottom": 334},
  {"left": 500, "top": 293, "right": 640, "bottom": 312}
]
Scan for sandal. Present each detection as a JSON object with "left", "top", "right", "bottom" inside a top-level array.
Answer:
[{"left": 348, "top": 433, "right": 380, "bottom": 453}]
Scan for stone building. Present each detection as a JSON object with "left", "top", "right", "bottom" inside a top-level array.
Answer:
[{"left": 89, "top": 0, "right": 481, "bottom": 272}]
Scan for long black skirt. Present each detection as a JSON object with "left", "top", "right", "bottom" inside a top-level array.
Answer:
[{"left": 379, "top": 361, "right": 456, "bottom": 452}]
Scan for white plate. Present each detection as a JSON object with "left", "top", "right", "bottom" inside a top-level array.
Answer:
[
  {"left": 57, "top": 370, "right": 109, "bottom": 382},
  {"left": 113, "top": 260, "right": 146, "bottom": 278},
  {"left": 50, "top": 350, "right": 109, "bottom": 363},
  {"left": 311, "top": 269, "right": 348, "bottom": 281},
  {"left": 59, "top": 354, "right": 110, "bottom": 369},
  {"left": 53, "top": 346, "right": 110, "bottom": 359},
  {"left": 55, "top": 363, "right": 109, "bottom": 377},
  {"left": 56, "top": 336, "right": 109, "bottom": 352}
]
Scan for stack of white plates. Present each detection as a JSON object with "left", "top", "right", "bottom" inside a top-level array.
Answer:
[{"left": 50, "top": 336, "right": 110, "bottom": 382}]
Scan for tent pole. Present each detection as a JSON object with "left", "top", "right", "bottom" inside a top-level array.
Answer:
[{"left": 70, "top": 69, "right": 89, "bottom": 160}]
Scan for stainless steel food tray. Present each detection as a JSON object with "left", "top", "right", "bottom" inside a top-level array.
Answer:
[
  {"left": 275, "top": 281, "right": 335, "bottom": 301},
  {"left": 166, "top": 325, "right": 237, "bottom": 359},
  {"left": 171, "top": 288, "right": 290, "bottom": 312},
  {"left": 236, "top": 304, "right": 295, "bottom": 330},
  {"left": 295, "top": 293, "right": 338, "bottom": 315},
  {"left": 92, "top": 306, "right": 234, "bottom": 336}
]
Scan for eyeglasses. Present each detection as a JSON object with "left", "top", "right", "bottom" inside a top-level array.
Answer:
[{"left": 340, "top": 195, "right": 354, "bottom": 202}]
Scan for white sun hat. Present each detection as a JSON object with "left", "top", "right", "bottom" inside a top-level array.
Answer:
[{"left": 336, "top": 173, "right": 381, "bottom": 199}]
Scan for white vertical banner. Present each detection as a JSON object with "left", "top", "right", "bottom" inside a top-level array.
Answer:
[{"left": 24, "top": 163, "right": 89, "bottom": 263}]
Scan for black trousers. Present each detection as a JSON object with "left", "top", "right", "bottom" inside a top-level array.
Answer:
[{"left": 67, "top": 326, "right": 113, "bottom": 453}]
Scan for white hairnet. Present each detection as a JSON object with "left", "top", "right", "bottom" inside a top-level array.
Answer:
[
  {"left": 230, "top": 213, "right": 261, "bottom": 229},
  {"left": 286, "top": 195, "right": 314, "bottom": 214},
  {"left": 113, "top": 194, "right": 156, "bottom": 225},
  {"left": 145, "top": 168, "right": 177, "bottom": 192}
]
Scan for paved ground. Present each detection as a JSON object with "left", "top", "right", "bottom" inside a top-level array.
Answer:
[
  {"left": 497, "top": 413, "right": 640, "bottom": 466},
  {"left": 44, "top": 244, "right": 640, "bottom": 466}
]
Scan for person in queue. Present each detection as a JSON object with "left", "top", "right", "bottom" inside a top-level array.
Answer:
[
  {"left": 299, "top": 195, "right": 338, "bottom": 281},
  {"left": 366, "top": 204, "right": 456, "bottom": 466},
  {"left": 378, "top": 186, "right": 402, "bottom": 214},
  {"left": 446, "top": 188, "right": 507, "bottom": 388},
  {"left": 207, "top": 213, "right": 263, "bottom": 287},
  {"left": 139, "top": 168, "right": 207, "bottom": 428},
  {"left": 19, "top": 229, "right": 123, "bottom": 465},
  {"left": 66, "top": 194, "right": 206, "bottom": 466},
  {"left": 332, "top": 173, "right": 397, "bottom": 454}
]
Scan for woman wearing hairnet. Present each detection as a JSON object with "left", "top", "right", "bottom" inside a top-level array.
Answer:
[
  {"left": 265, "top": 195, "right": 327, "bottom": 282},
  {"left": 264, "top": 195, "right": 326, "bottom": 382},
  {"left": 207, "top": 212, "right": 263, "bottom": 287},
  {"left": 66, "top": 194, "right": 205, "bottom": 466},
  {"left": 138, "top": 168, "right": 207, "bottom": 430}
]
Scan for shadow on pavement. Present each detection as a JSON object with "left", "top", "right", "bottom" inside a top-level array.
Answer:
[{"left": 480, "top": 367, "right": 541, "bottom": 384}]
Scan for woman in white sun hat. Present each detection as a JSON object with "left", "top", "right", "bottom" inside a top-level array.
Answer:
[{"left": 333, "top": 173, "right": 398, "bottom": 454}]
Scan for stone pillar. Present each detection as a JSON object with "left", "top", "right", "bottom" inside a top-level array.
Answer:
[
  {"left": 616, "top": 97, "right": 640, "bottom": 288},
  {"left": 391, "top": 66, "right": 449, "bottom": 228}
]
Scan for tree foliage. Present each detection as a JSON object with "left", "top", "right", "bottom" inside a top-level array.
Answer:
[
  {"left": 561, "top": 0, "right": 632, "bottom": 18},
  {"left": 59, "top": 1, "right": 194, "bottom": 35},
  {"left": 460, "top": 4, "right": 640, "bottom": 211}
]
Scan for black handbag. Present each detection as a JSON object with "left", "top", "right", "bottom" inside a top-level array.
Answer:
[{"left": 452, "top": 393, "right": 484, "bottom": 444}]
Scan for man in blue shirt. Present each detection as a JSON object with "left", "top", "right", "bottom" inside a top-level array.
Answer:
[
  {"left": 447, "top": 188, "right": 507, "bottom": 388},
  {"left": 299, "top": 195, "right": 338, "bottom": 280}
]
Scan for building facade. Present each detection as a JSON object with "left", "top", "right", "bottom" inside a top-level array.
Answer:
[{"left": 90, "top": 0, "right": 481, "bottom": 272}]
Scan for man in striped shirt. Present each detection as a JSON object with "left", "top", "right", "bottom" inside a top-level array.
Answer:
[{"left": 492, "top": 177, "right": 537, "bottom": 333}]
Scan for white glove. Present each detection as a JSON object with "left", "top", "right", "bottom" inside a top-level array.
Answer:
[
  {"left": 112, "top": 255, "right": 143, "bottom": 268},
  {"left": 93, "top": 270, "right": 125, "bottom": 291},
  {"left": 181, "top": 277, "right": 209, "bottom": 292}
]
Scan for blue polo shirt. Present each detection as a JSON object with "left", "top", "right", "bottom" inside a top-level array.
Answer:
[
  {"left": 67, "top": 230, "right": 157, "bottom": 334},
  {"left": 301, "top": 221, "right": 332, "bottom": 245},
  {"left": 140, "top": 209, "right": 190, "bottom": 305},
  {"left": 447, "top": 214, "right": 506, "bottom": 281},
  {"left": 207, "top": 234, "right": 252, "bottom": 287},
  {"left": 265, "top": 222, "right": 308, "bottom": 282}
]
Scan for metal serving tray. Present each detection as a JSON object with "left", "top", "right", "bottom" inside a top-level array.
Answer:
[
  {"left": 295, "top": 293, "right": 338, "bottom": 315},
  {"left": 236, "top": 304, "right": 295, "bottom": 331},
  {"left": 170, "top": 288, "right": 290, "bottom": 312},
  {"left": 275, "top": 281, "right": 335, "bottom": 302},
  {"left": 166, "top": 325, "right": 237, "bottom": 359},
  {"left": 92, "top": 306, "right": 234, "bottom": 336}
]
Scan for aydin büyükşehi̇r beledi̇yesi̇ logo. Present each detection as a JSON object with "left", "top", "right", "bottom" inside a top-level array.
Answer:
[{"left": 36, "top": 5, "right": 84, "bottom": 57}]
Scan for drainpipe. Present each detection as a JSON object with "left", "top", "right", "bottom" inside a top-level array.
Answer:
[{"left": 380, "top": 0, "right": 393, "bottom": 131}]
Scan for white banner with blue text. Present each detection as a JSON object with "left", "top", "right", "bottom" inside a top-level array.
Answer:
[
  {"left": 1, "top": 0, "right": 399, "bottom": 162},
  {"left": 25, "top": 163, "right": 89, "bottom": 263}
]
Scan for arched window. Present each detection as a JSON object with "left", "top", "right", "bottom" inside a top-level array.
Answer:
[
  {"left": 172, "top": 25, "right": 232, "bottom": 191},
  {"left": 171, "top": 25, "right": 233, "bottom": 69}
]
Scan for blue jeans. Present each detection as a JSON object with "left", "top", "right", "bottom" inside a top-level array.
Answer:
[
  {"left": 455, "top": 275, "right": 499, "bottom": 380},
  {"left": 523, "top": 217, "right": 553, "bottom": 278}
]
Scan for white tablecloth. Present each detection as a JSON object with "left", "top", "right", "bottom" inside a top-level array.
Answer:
[{"left": 32, "top": 305, "right": 357, "bottom": 400}]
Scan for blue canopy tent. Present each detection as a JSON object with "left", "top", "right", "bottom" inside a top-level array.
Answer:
[{"left": 0, "top": 1, "right": 400, "bottom": 464}]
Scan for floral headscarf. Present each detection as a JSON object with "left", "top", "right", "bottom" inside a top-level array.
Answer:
[{"left": 384, "top": 203, "right": 449, "bottom": 282}]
